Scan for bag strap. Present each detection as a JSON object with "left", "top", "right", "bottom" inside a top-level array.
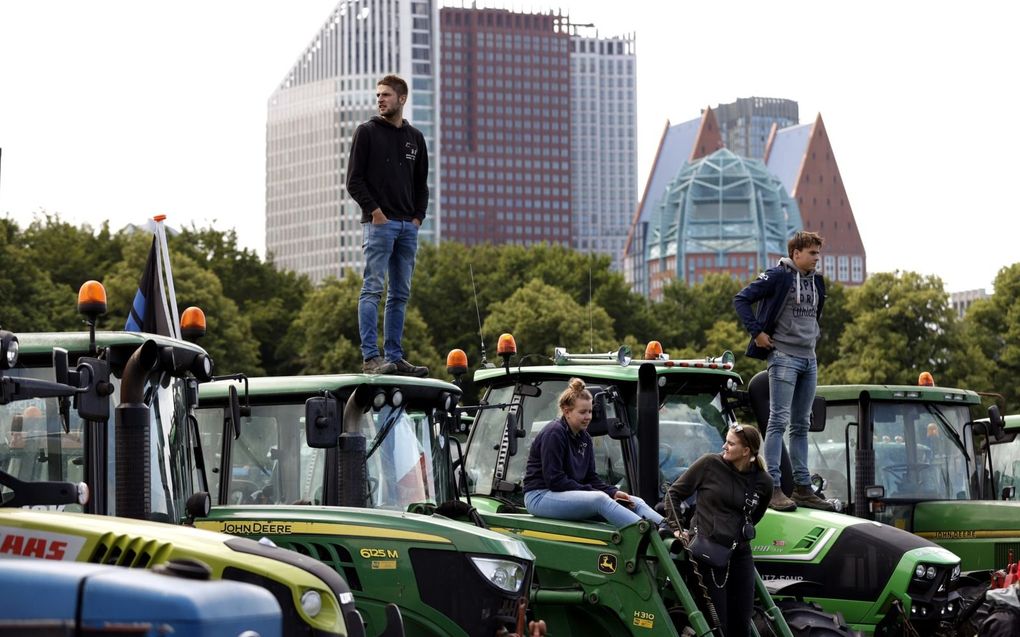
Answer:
[{"left": 742, "top": 470, "right": 760, "bottom": 526}]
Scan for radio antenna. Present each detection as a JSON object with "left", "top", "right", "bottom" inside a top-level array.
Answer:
[
  {"left": 470, "top": 264, "right": 489, "bottom": 366},
  {"left": 588, "top": 265, "right": 594, "bottom": 353}
]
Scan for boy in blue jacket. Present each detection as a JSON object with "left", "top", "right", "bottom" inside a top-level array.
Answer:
[{"left": 733, "top": 231, "right": 834, "bottom": 511}]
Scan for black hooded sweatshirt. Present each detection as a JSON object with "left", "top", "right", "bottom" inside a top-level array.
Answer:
[
  {"left": 664, "top": 454, "right": 772, "bottom": 547},
  {"left": 345, "top": 116, "right": 429, "bottom": 223}
]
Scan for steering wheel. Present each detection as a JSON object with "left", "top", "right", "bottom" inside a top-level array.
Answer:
[
  {"left": 227, "top": 479, "right": 259, "bottom": 505},
  {"left": 881, "top": 463, "right": 935, "bottom": 493},
  {"left": 659, "top": 443, "right": 674, "bottom": 468}
]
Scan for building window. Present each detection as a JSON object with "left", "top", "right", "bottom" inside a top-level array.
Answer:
[
  {"left": 851, "top": 256, "right": 863, "bottom": 283},
  {"left": 838, "top": 255, "right": 849, "bottom": 282},
  {"left": 823, "top": 255, "right": 835, "bottom": 277}
]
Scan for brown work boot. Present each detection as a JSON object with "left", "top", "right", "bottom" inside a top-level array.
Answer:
[
  {"left": 791, "top": 485, "right": 835, "bottom": 511},
  {"left": 769, "top": 487, "right": 797, "bottom": 512}
]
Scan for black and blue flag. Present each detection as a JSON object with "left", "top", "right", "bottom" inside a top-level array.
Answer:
[{"left": 124, "top": 237, "right": 173, "bottom": 336}]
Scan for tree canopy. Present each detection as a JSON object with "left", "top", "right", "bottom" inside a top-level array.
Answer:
[{"left": 2, "top": 215, "right": 1016, "bottom": 412}]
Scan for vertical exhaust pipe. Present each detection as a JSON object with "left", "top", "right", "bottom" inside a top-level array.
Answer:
[{"left": 115, "top": 340, "right": 158, "bottom": 520}]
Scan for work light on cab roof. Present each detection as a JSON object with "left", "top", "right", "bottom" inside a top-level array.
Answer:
[
  {"left": 497, "top": 333, "right": 516, "bottom": 375},
  {"left": 644, "top": 340, "right": 664, "bottom": 360},
  {"left": 77, "top": 280, "right": 108, "bottom": 318},
  {"left": 181, "top": 306, "right": 207, "bottom": 341},
  {"left": 446, "top": 348, "right": 468, "bottom": 382}
]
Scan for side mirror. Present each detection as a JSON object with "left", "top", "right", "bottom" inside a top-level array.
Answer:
[
  {"left": 506, "top": 412, "right": 519, "bottom": 457},
  {"left": 1001, "top": 485, "right": 1016, "bottom": 501},
  {"left": 809, "top": 396, "right": 827, "bottom": 432},
  {"left": 587, "top": 391, "right": 610, "bottom": 436},
  {"left": 226, "top": 385, "right": 242, "bottom": 440},
  {"left": 988, "top": 405, "right": 1005, "bottom": 440},
  {"left": 306, "top": 395, "right": 340, "bottom": 448}
]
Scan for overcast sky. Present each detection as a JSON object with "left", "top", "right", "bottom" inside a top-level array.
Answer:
[{"left": 1, "top": 1, "right": 1016, "bottom": 293}]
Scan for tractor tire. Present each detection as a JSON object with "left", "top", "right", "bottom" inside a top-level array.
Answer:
[{"left": 754, "top": 600, "right": 860, "bottom": 637}]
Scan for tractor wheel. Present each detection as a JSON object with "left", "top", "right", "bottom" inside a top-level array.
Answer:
[{"left": 754, "top": 600, "right": 860, "bottom": 637}]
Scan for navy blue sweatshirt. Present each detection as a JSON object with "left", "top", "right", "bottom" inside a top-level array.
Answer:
[
  {"left": 522, "top": 418, "right": 617, "bottom": 496},
  {"left": 733, "top": 262, "right": 826, "bottom": 360},
  {"left": 345, "top": 116, "right": 429, "bottom": 223}
]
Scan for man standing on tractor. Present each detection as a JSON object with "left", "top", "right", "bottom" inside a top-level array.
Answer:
[
  {"left": 734, "top": 231, "right": 834, "bottom": 512},
  {"left": 347, "top": 74, "right": 430, "bottom": 377}
]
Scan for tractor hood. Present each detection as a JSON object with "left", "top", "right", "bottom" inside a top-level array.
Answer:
[
  {"left": 753, "top": 508, "right": 958, "bottom": 564},
  {"left": 199, "top": 505, "right": 535, "bottom": 562}
]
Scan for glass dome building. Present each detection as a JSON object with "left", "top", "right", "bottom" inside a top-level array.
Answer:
[{"left": 644, "top": 148, "right": 801, "bottom": 299}]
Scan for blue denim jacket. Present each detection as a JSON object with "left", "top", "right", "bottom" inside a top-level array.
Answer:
[{"left": 733, "top": 264, "right": 826, "bottom": 360}]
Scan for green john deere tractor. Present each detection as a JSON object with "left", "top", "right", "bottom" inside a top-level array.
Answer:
[
  {"left": 795, "top": 377, "right": 1020, "bottom": 579},
  {"left": 193, "top": 374, "right": 538, "bottom": 637},
  {"left": 0, "top": 324, "right": 370, "bottom": 636},
  {"left": 458, "top": 343, "right": 965, "bottom": 635},
  {"left": 193, "top": 372, "right": 796, "bottom": 637}
]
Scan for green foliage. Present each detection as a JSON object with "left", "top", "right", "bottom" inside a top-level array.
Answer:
[
  {"left": 4, "top": 214, "right": 1018, "bottom": 413},
  {"left": 482, "top": 279, "right": 616, "bottom": 362},
  {"left": 287, "top": 275, "right": 442, "bottom": 376},
  {"left": 172, "top": 226, "right": 311, "bottom": 375},
  {"left": 21, "top": 214, "right": 127, "bottom": 313},
  {"left": 0, "top": 217, "right": 74, "bottom": 331},
  {"left": 825, "top": 272, "right": 959, "bottom": 385},
  {"left": 959, "top": 264, "right": 1020, "bottom": 411},
  {"left": 815, "top": 279, "right": 851, "bottom": 369},
  {"left": 103, "top": 236, "right": 262, "bottom": 375}
]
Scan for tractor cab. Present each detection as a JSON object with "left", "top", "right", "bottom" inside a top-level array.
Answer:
[
  {"left": 0, "top": 283, "right": 214, "bottom": 520},
  {"left": 193, "top": 373, "right": 538, "bottom": 637},
  {"left": 461, "top": 340, "right": 964, "bottom": 635},
  {"left": 802, "top": 373, "right": 1020, "bottom": 575}
]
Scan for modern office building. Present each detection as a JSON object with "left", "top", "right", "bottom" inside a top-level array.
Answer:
[
  {"left": 625, "top": 107, "right": 866, "bottom": 297},
  {"left": 265, "top": 0, "right": 440, "bottom": 284},
  {"left": 714, "top": 97, "right": 799, "bottom": 160},
  {"left": 569, "top": 29, "right": 637, "bottom": 270},
  {"left": 438, "top": 7, "right": 572, "bottom": 248}
]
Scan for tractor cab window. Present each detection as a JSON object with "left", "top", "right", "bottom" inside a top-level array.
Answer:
[
  {"left": 0, "top": 365, "right": 195, "bottom": 522},
  {"left": 195, "top": 403, "right": 324, "bottom": 506},
  {"left": 0, "top": 368, "right": 87, "bottom": 512},
  {"left": 657, "top": 392, "right": 727, "bottom": 487},
  {"left": 870, "top": 402, "right": 971, "bottom": 500},
  {"left": 345, "top": 402, "right": 448, "bottom": 510},
  {"left": 989, "top": 435, "right": 1020, "bottom": 501},
  {"left": 464, "top": 380, "right": 627, "bottom": 504},
  {"left": 807, "top": 403, "right": 857, "bottom": 504}
]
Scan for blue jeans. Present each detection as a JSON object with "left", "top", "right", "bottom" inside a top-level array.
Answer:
[
  {"left": 765, "top": 350, "right": 817, "bottom": 486},
  {"left": 524, "top": 489, "right": 664, "bottom": 528},
  {"left": 359, "top": 219, "right": 418, "bottom": 362}
]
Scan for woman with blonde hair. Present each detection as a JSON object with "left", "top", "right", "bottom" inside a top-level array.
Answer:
[
  {"left": 664, "top": 423, "right": 772, "bottom": 637},
  {"left": 523, "top": 378, "right": 663, "bottom": 527}
]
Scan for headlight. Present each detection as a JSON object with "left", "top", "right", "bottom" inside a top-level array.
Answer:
[
  {"left": 300, "top": 590, "right": 323, "bottom": 617},
  {"left": 951, "top": 564, "right": 961, "bottom": 581},
  {"left": 915, "top": 564, "right": 926, "bottom": 579},
  {"left": 926, "top": 566, "right": 937, "bottom": 580},
  {"left": 470, "top": 557, "right": 526, "bottom": 593}
]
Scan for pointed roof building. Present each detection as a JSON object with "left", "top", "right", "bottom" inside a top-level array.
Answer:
[{"left": 764, "top": 114, "right": 866, "bottom": 284}]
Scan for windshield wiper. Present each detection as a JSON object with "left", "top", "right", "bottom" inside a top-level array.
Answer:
[{"left": 926, "top": 403, "right": 970, "bottom": 461}]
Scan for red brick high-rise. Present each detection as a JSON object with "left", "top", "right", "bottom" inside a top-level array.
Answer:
[{"left": 439, "top": 8, "right": 572, "bottom": 246}]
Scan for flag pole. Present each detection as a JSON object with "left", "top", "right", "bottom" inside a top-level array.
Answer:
[{"left": 152, "top": 215, "right": 181, "bottom": 339}]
